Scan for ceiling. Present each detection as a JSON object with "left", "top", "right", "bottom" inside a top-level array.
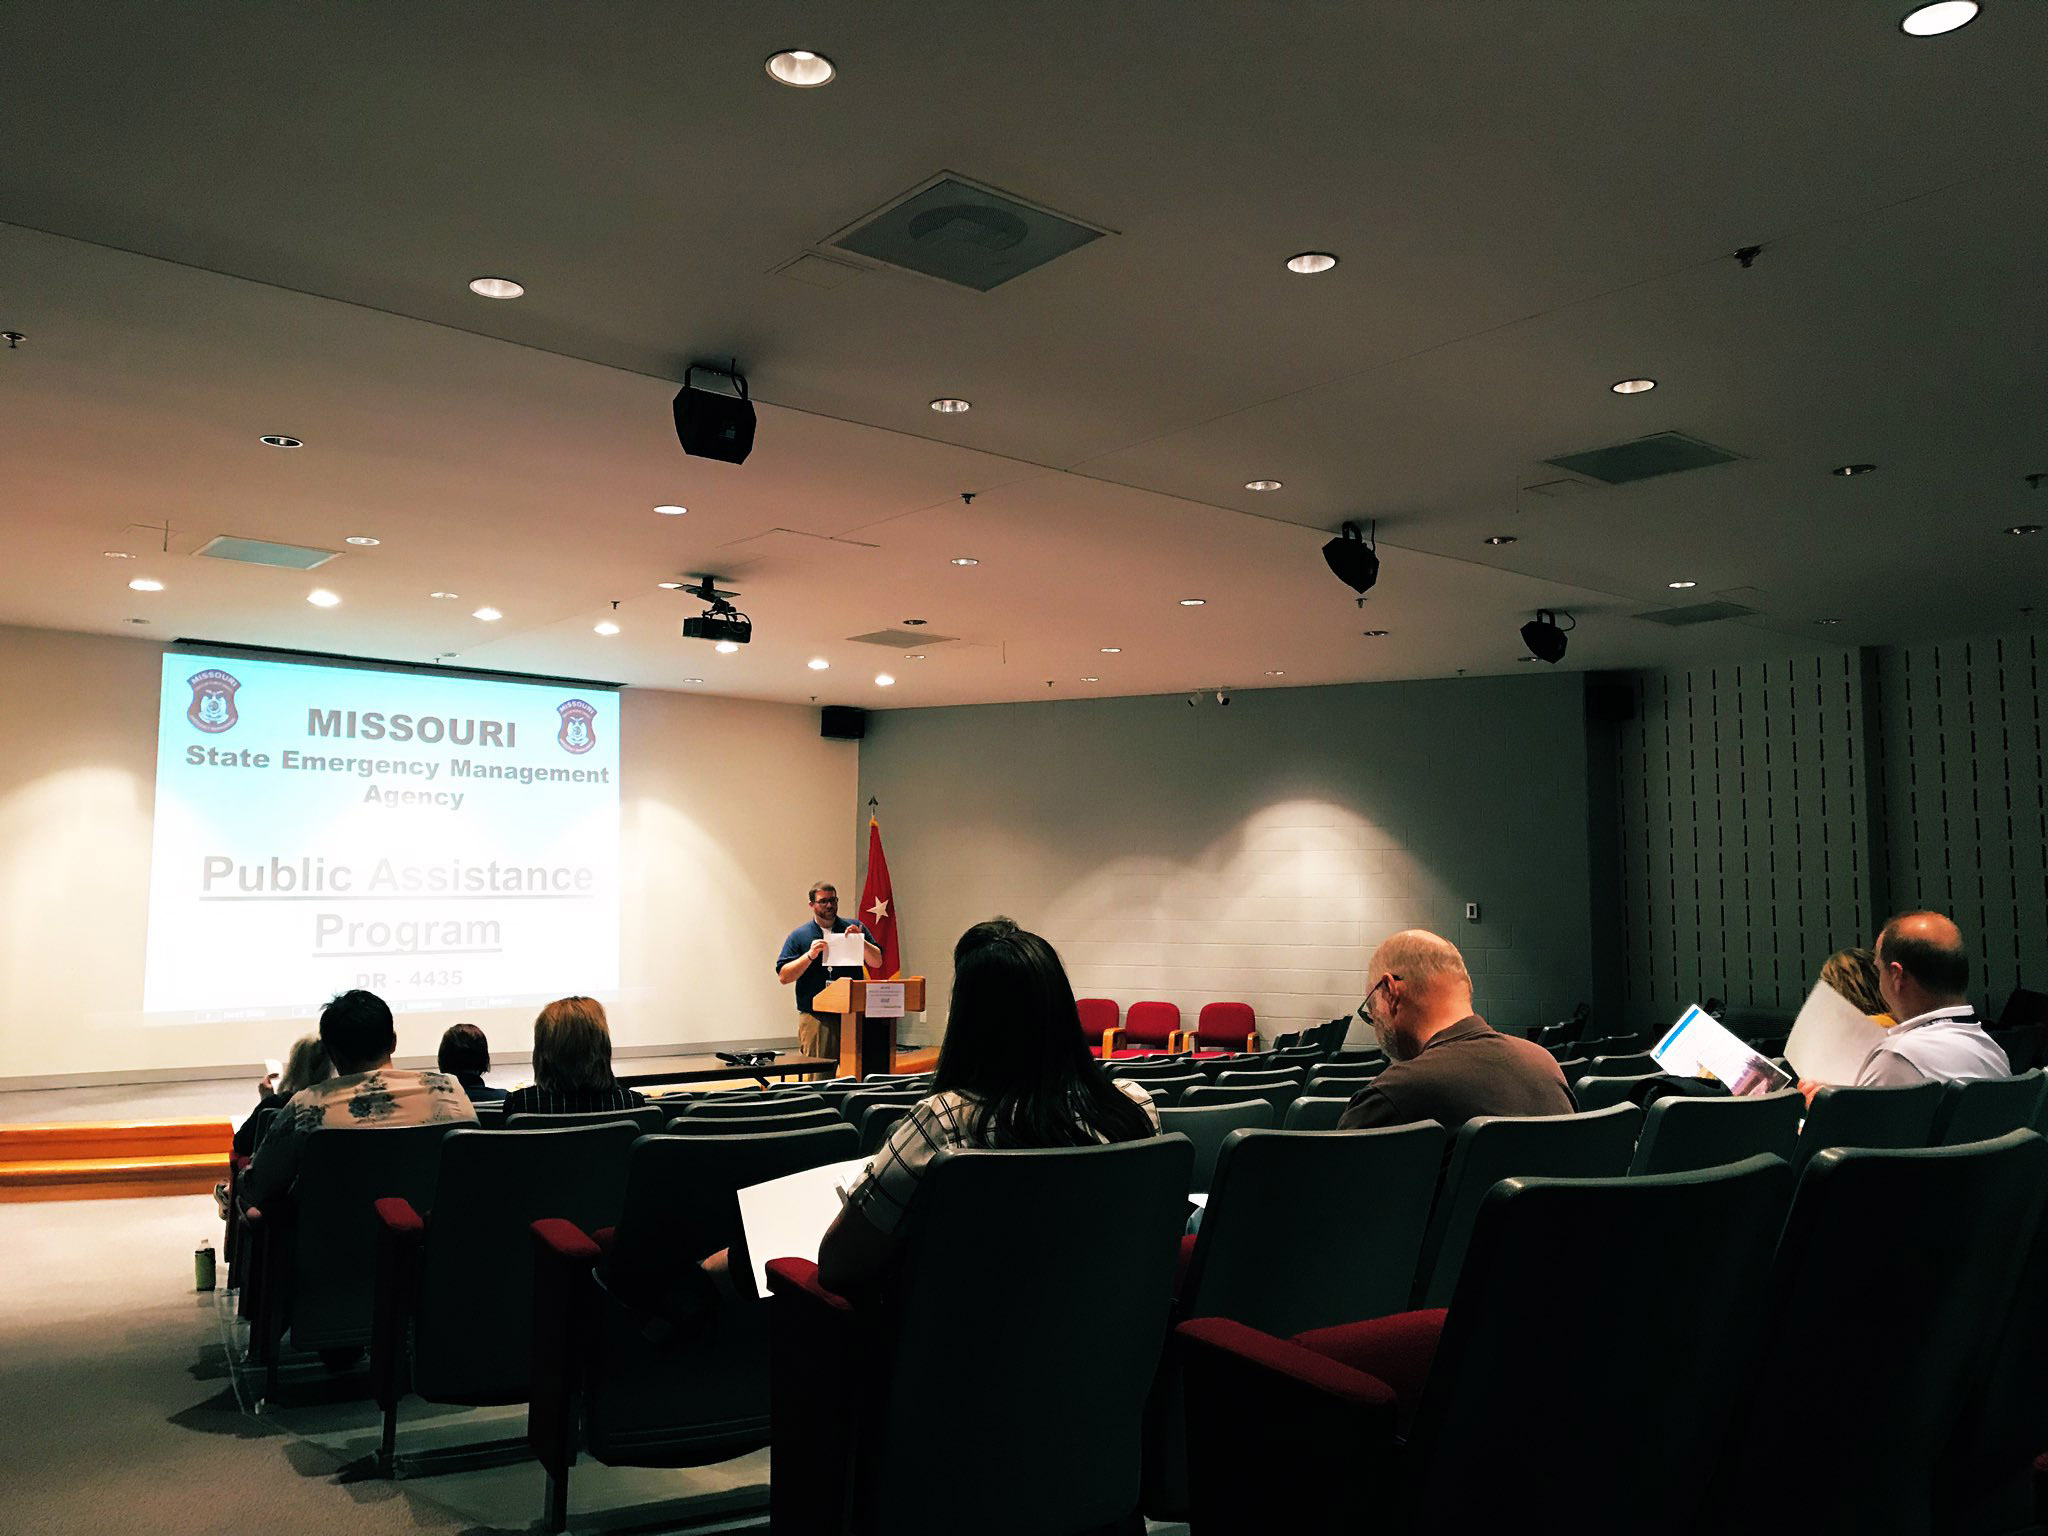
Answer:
[{"left": 2, "top": 1, "right": 2044, "bottom": 708}]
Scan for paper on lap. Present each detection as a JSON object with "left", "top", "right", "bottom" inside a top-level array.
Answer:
[
  {"left": 1785, "top": 981, "right": 1891, "bottom": 1084},
  {"left": 1652, "top": 1004, "right": 1793, "bottom": 1097},
  {"left": 735, "top": 1156, "right": 871, "bottom": 1295}
]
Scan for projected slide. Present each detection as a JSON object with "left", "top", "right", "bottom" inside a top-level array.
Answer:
[{"left": 143, "top": 652, "right": 619, "bottom": 1018}]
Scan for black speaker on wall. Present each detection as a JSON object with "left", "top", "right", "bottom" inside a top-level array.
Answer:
[{"left": 821, "top": 706, "right": 867, "bottom": 740}]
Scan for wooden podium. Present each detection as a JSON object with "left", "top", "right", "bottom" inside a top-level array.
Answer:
[{"left": 813, "top": 976, "right": 926, "bottom": 1078}]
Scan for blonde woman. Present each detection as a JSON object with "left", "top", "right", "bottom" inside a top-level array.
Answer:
[
  {"left": 501, "top": 996, "right": 647, "bottom": 1116},
  {"left": 231, "top": 1035, "right": 332, "bottom": 1156},
  {"left": 1820, "top": 947, "right": 1895, "bottom": 1025}
]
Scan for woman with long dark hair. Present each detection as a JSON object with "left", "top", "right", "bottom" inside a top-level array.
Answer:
[{"left": 818, "top": 918, "right": 1157, "bottom": 1290}]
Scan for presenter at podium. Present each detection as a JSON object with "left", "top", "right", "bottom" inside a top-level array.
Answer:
[{"left": 776, "top": 880, "right": 881, "bottom": 1064}]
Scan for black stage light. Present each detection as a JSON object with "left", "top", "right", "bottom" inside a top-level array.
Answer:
[
  {"left": 1520, "top": 610, "right": 1570, "bottom": 663},
  {"left": 1321, "top": 521, "right": 1380, "bottom": 596},
  {"left": 673, "top": 362, "right": 757, "bottom": 464}
]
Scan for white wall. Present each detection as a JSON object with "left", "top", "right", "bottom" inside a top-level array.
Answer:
[
  {"left": 857, "top": 674, "right": 1595, "bottom": 1047},
  {"left": 0, "top": 625, "right": 857, "bottom": 1082}
]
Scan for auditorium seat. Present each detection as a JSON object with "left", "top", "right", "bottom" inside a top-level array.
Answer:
[
  {"left": 370, "top": 1122, "right": 639, "bottom": 1473},
  {"left": 677, "top": 1093, "right": 826, "bottom": 1118},
  {"left": 1571, "top": 1071, "right": 1665, "bottom": 1110},
  {"left": 1181, "top": 1082, "right": 1298, "bottom": 1122},
  {"left": 1155, "top": 1102, "right": 1275, "bottom": 1194},
  {"left": 1628, "top": 1087, "right": 1803, "bottom": 1175},
  {"left": 857, "top": 1101, "right": 912, "bottom": 1155},
  {"left": 1708, "top": 1132, "right": 2048, "bottom": 1536},
  {"left": 1113, "top": 1000, "right": 1185, "bottom": 1057},
  {"left": 1929, "top": 1070, "right": 2046, "bottom": 1146},
  {"left": 766, "top": 1136, "right": 1193, "bottom": 1536},
  {"left": 1077, "top": 996, "right": 1120, "bottom": 1056},
  {"left": 1213, "top": 1067, "right": 1307, "bottom": 1120},
  {"left": 664, "top": 1106, "right": 843, "bottom": 1137},
  {"left": 506, "top": 1105, "right": 667, "bottom": 1133},
  {"left": 1176, "top": 1154, "right": 1789, "bottom": 1535},
  {"left": 1580, "top": 1050, "right": 1660, "bottom": 1077},
  {"left": 1284, "top": 1095, "right": 1353, "bottom": 1131},
  {"left": 1145, "top": 1122, "right": 1446, "bottom": 1518},
  {"left": 836, "top": 1088, "right": 930, "bottom": 1129},
  {"left": 1412, "top": 1103, "right": 1641, "bottom": 1308},
  {"left": 528, "top": 1122, "right": 856, "bottom": 1532},
  {"left": 1111, "top": 1070, "right": 1201, "bottom": 1105},
  {"left": 1189, "top": 1001, "right": 1259, "bottom": 1053},
  {"left": 243, "top": 1122, "right": 455, "bottom": 1401},
  {"left": 1796, "top": 1080, "right": 1944, "bottom": 1171}
]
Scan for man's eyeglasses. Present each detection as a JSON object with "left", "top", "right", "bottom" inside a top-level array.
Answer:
[{"left": 1355, "top": 973, "right": 1400, "bottom": 1022}]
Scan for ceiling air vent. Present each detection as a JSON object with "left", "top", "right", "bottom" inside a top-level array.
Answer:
[
  {"left": 195, "top": 535, "right": 338, "bottom": 570},
  {"left": 1635, "top": 601, "right": 1760, "bottom": 626},
  {"left": 828, "top": 172, "right": 1110, "bottom": 291},
  {"left": 1544, "top": 432, "right": 1743, "bottom": 485},
  {"left": 847, "top": 628, "right": 957, "bottom": 649}
]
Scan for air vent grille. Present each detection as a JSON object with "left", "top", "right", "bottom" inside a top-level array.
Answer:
[
  {"left": 195, "top": 536, "right": 338, "bottom": 570},
  {"left": 1635, "top": 601, "right": 1760, "bottom": 627},
  {"left": 829, "top": 173, "right": 1109, "bottom": 291},
  {"left": 1545, "top": 432, "right": 1743, "bottom": 485},
  {"left": 847, "top": 629, "right": 957, "bottom": 649}
]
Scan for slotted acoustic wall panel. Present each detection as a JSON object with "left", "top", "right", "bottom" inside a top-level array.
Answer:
[
  {"left": 1613, "top": 651, "right": 1868, "bottom": 1021},
  {"left": 1869, "top": 633, "right": 2048, "bottom": 1011}
]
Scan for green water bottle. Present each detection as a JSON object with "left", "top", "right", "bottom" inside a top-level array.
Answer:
[{"left": 195, "top": 1239, "right": 216, "bottom": 1292}]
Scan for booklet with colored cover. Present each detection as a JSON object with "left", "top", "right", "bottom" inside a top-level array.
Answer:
[{"left": 1652, "top": 1004, "right": 1794, "bottom": 1097}]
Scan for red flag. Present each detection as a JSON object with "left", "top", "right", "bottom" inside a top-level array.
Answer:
[{"left": 857, "top": 816, "right": 901, "bottom": 980}]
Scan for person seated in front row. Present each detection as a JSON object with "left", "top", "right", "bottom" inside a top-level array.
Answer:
[
  {"left": 1802, "top": 912, "right": 2006, "bottom": 1096},
  {"left": 437, "top": 1021, "right": 505, "bottom": 1104},
  {"left": 231, "top": 1033, "right": 333, "bottom": 1157},
  {"left": 1819, "top": 945, "right": 1893, "bottom": 1025},
  {"left": 816, "top": 918, "right": 1160, "bottom": 1294},
  {"left": 1337, "top": 928, "right": 1574, "bottom": 1135},
  {"left": 500, "top": 996, "right": 648, "bottom": 1116},
  {"left": 240, "top": 989, "right": 477, "bottom": 1210}
]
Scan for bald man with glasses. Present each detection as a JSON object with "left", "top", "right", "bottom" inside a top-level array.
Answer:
[{"left": 1338, "top": 929, "right": 1573, "bottom": 1134}]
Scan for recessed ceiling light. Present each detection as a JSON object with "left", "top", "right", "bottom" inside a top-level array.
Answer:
[
  {"left": 128, "top": 577, "right": 163, "bottom": 592},
  {"left": 1286, "top": 252, "right": 1338, "bottom": 275},
  {"left": 103, "top": 550, "right": 134, "bottom": 559},
  {"left": 1816, "top": 619, "right": 1842, "bottom": 626},
  {"left": 472, "top": 606, "right": 502, "bottom": 621},
  {"left": 345, "top": 535, "right": 380, "bottom": 546},
  {"left": 1901, "top": 1, "right": 1978, "bottom": 36},
  {"left": 1244, "top": 479, "right": 1283, "bottom": 492},
  {"left": 1081, "top": 675, "right": 1099, "bottom": 682},
  {"left": 1611, "top": 378, "right": 1657, "bottom": 395},
  {"left": 1518, "top": 654, "right": 1542, "bottom": 662},
  {"left": 467, "top": 277, "right": 525, "bottom": 300},
  {"left": 657, "top": 581, "right": 685, "bottom": 590},
  {"left": 1100, "top": 647, "right": 1121, "bottom": 654},
  {"left": 929, "top": 398, "right": 971, "bottom": 414},
  {"left": 1362, "top": 629, "right": 1389, "bottom": 637},
  {"left": 1178, "top": 598, "right": 1206, "bottom": 607},
  {"left": 1668, "top": 580, "right": 1697, "bottom": 589},
  {"left": 594, "top": 621, "right": 621, "bottom": 636},
  {"left": 902, "top": 618, "right": 928, "bottom": 626},
  {"left": 306, "top": 588, "right": 341, "bottom": 607},
  {"left": 682, "top": 677, "right": 704, "bottom": 684},
  {"left": 1485, "top": 535, "right": 1518, "bottom": 546},
  {"left": 807, "top": 657, "right": 830, "bottom": 671},
  {"left": 1833, "top": 463, "right": 1877, "bottom": 476},
  {"left": 430, "top": 590, "right": 459, "bottom": 599},
  {"left": 715, "top": 640, "right": 740, "bottom": 654},
  {"left": 906, "top": 654, "right": 927, "bottom": 661},
  {"left": 1264, "top": 670, "right": 1286, "bottom": 676},
  {"left": 766, "top": 49, "right": 835, "bottom": 86},
  {"left": 259, "top": 434, "right": 302, "bottom": 448},
  {"left": 875, "top": 673, "right": 896, "bottom": 687},
  {"left": 951, "top": 557, "right": 979, "bottom": 566},
  {"left": 2007, "top": 524, "right": 2042, "bottom": 536},
  {"left": 654, "top": 504, "right": 687, "bottom": 516},
  {"left": 128, "top": 617, "right": 150, "bottom": 625}
]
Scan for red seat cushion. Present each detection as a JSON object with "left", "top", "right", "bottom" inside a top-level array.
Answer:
[
  {"left": 1125, "top": 1001, "right": 1183, "bottom": 1048},
  {"left": 1197, "top": 1001, "right": 1256, "bottom": 1047},
  {"left": 1293, "top": 1309, "right": 1447, "bottom": 1436}
]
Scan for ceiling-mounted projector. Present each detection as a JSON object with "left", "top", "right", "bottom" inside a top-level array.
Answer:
[
  {"left": 673, "top": 361, "right": 756, "bottom": 465},
  {"left": 1322, "top": 521, "right": 1380, "bottom": 596},
  {"left": 675, "top": 574, "right": 753, "bottom": 645}
]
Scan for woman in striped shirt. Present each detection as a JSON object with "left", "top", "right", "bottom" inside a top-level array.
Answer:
[{"left": 501, "top": 996, "right": 648, "bottom": 1116}]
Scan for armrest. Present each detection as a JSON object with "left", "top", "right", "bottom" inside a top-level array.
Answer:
[
  {"left": 371, "top": 1198, "right": 427, "bottom": 1412},
  {"left": 768, "top": 1258, "right": 863, "bottom": 1536},
  {"left": 529, "top": 1219, "right": 600, "bottom": 1478},
  {"left": 1175, "top": 1317, "right": 1398, "bottom": 1534},
  {"left": 1101, "top": 1026, "right": 1125, "bottom": 1057}
]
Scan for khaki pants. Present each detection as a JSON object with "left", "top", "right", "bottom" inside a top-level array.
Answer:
[{"left": 798, "top": 1010, "right": 840, "bottom": 1070}]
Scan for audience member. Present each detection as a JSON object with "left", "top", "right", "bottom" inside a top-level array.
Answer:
[
  {"left": 816, "top": 920, "right": 1159, "bottom": 1292},
  {"left": 1337, "top": 928, "right": 1573, "bottom": 1134},
  {"left": 436, "top": 1022, "right": 504, "bottom": 1103},
  {"left": 239, "top": 990, "right": 476, "bottom": 1208},
  {"left": 1851, "top": 912, "right": 2006, "bottom": 1086},
  {"left": 231, "top": 1034, "right": 332, "bottom": 1157},
  {"left": 500, "top": 996, "right": 647, "bottom": 1116},
  {"left": 1820, "top": 946, "right": 1893, "bottom": 1023}
]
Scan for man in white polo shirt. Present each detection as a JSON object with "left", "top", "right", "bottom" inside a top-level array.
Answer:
[{"left": 1855, "top": 911, "right": 2008, "bottom": 1086}]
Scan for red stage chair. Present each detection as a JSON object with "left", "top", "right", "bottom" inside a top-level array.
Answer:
[
  {"left": 1115, "top": 1000, "right": 1185, "bottom": 1056},
  {"left": 1191, "top": 1001, "right": 1259, "bottom": 1053},
  {"left": 1077, "top": 997, "right": 1121, "bottom": 1056}
]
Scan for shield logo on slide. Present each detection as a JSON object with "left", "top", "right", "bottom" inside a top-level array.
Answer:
[
  {"left": 186, "top": 669, "right": 241, "bottom": 734},
  {"left": 557, "top": 698, "right": 597, "bottom": 755}
]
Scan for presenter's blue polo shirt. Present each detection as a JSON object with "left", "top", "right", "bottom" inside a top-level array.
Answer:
[{"left": 777, "top": 919, "right": 867, "bottom": 1014}]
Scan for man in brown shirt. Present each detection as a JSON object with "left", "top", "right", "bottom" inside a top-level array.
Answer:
[{"left": 1337, "top": 930, "right": 1573, "bottom": 1133}]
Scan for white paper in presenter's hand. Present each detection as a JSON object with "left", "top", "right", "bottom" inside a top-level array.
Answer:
[
  {"left": 864, "top": 981, "right": 905, "bottom": 1018},
  {"left": 1786, "top": 980, "right": 1891, "bottom": 1085},
  {"left": 822, "top": 929, "right": 866, "bottom": 968},
  {"left": 735, "top": 1156, "right": 870, "bottom": 1296}
]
